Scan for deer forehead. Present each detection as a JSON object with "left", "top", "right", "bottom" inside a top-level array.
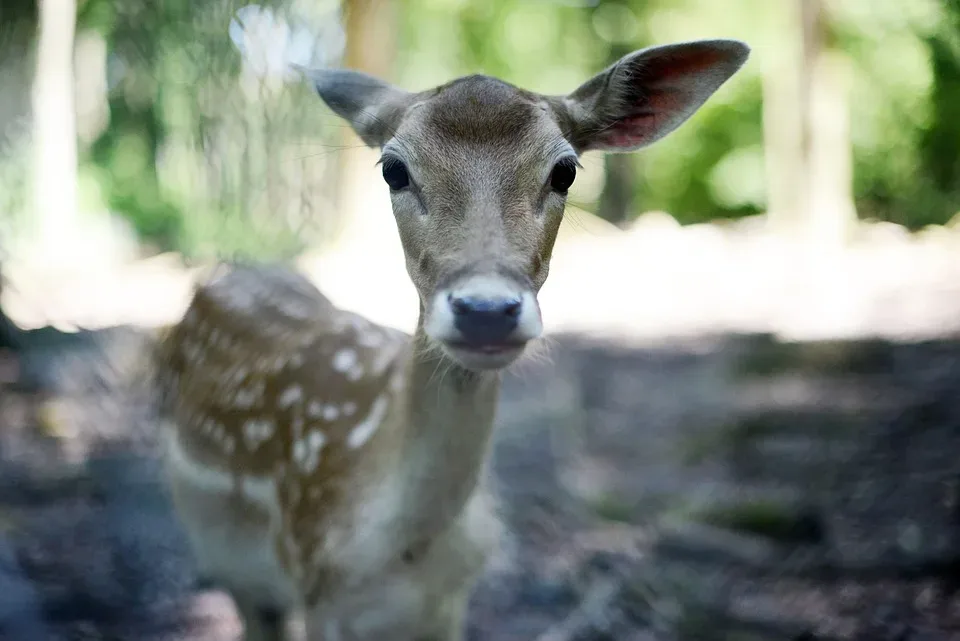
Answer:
[{"left": 391, "top": 76, "right": 569, "bottom": 177}]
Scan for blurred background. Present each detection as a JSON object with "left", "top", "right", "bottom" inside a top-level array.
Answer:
[{"left": 0, "top": 1, "right": 959, "bottom": 640}]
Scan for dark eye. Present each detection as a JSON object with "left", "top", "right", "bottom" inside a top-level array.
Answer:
[
  {"left": 382, "top": 159, "right": 410, "bottom": 191},
  {"left": 550, "top": 159, "right": 577, "bottom": 193}
]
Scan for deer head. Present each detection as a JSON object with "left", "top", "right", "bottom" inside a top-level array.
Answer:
[{"left": 304, "top": 39, "right": 749, "bottom": 371}]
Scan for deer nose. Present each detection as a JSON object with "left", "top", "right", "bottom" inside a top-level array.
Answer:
[{"left": 449, "top": 295, "right": 522, "bottom": 345}]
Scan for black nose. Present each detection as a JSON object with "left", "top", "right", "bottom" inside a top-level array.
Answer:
[{"left": 450, "top": 295, "right": 521, "bottom": 345}]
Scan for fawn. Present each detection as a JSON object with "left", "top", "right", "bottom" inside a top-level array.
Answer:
[{"left": 156, "top": 39, "right": 749, "bottom": 640}]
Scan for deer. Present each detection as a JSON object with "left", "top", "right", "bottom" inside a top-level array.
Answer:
[{"left": 155, "top": 39, "right": 750, "bottom": 641}]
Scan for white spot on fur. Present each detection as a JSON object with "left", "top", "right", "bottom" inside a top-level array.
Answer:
[
  {"left": 293, "top": 430, "right": 326, "bottom": 473},
  {"left": 322, "top": 404, "right": 339, "bottom": 421},
  {"left": 293, "top": 440, "right": 308, "bottom": 467},
  {"left": 233, "top": 387, "right": 259, "bottom": 409},
  {"left": 347, "top": 396, "right": 389, "bottom": 449},
  {"left": 342, "top": 401, "right": 357, "bottom": 417},
  {"left": 307, "top": 430, "right": 327, "bottom": 452},
  {"left": 307, "top": 400, "right": 324, "bottom": 418},
  {"left": 243, "top": 418, "right": 275, "bottom": 447},
  {"left": 277, "top": 385, "right": 302, "bottom": 409},
  {"left": 332, "top": 348, "right": 357, "bottom": 373},
  {"left": 289, "top": 352, "right": 305, "bottom": 367},
  {"left": 347, "top": 364, "right": 364, "bottom": 381}
]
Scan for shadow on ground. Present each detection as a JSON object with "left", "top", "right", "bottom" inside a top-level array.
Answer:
[{"left": 0, "top": 326, "right": 958, "bottom": 640}]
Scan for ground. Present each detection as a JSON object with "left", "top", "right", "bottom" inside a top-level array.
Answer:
[{"left": 0, "top": 326, "right": 958, "bottom": 640}]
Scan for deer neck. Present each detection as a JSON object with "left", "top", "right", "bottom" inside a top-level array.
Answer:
[{"left": 391, "top": 322, "right": 501, "bottom": 542}]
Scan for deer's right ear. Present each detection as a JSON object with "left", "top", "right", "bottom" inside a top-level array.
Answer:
[{"left": 299, "top": 67, "right": 412, "bottom": 148}]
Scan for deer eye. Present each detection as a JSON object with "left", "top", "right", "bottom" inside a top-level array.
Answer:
[
  {"left": 549, "top": 158, "right": 577, "bottom": 193},
  {"left": 382, "top": 158, "right": 410, "bottom": 191}
]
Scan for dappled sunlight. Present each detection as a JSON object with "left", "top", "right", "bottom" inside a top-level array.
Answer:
[{"left": 6, "top": 211, "right": 960, "bottom": 346}]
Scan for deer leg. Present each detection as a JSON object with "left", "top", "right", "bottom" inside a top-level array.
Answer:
[{"left": 163, "top": 453, "right": 296, "bottom": 641}]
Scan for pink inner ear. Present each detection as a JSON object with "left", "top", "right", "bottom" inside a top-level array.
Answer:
[
  {"left": 645, "top": 48, "right": 725, "bottom": 83},
  {"left": 580, "top": 42, "right": 743, "bottom": 151},
  {"left": 594, "top": 90, "right": 686, "bottom": 150},
  {"left": 595, "top": 113, "right": 660, "bottom": 149}
]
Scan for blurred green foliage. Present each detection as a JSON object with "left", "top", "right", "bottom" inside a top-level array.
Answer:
[
  {"left": 397, "top": 0, "right": 958, "bottom": 227},
  {"left": 1, "top": 0, "right": 959, "bottom": 259},
  {"left": 78, "top": 0, "right": 192, "bottom": 249},
  {"left": 72, "top": 0, "right": 338, "bottom": 260}
]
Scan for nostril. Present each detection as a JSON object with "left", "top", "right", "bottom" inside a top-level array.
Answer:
[
  {"left": 449, "top": 294, "right": 471, "bottom": 316},
  {"left": 503, "top": 299, "right": 522, "bottom": 318}
]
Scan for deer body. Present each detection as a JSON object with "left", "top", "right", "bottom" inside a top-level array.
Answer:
[
  {"left": 160, "top": 265, "right": 503, "bottom": 638},
  {"left": 157, "top": 40, "right": 749, "bottom": 640}
]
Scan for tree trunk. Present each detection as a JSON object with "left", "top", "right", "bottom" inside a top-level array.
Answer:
[
  {"left": 597, "top": 154, "right": 636, "bottom": 226},
  {"left": 596, "top": 38, "right": 641, "bottom": 225},
  {"left": 30, "top": 0, "right": 78, "bottom": 266},
  {"left": 765, "top": 0, "right": 855, "bottom": 245},
  {"left": 761, "top": 0, "right": 803, "bottom": 233},
  {"left": 332, "top": 0, "right": 399, "bottom": 249},
  {"left": 798, "top": 0, "right": 856, "bottom": 246}
]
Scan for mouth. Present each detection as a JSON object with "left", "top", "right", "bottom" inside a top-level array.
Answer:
[{"left": 443, "top": 340, "right": 527, "bottom": 369}]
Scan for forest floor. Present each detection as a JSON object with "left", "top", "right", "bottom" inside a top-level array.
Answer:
[
  {"left": 0, "top": 326, "right": 957, "bottom": 641},
  {"left": 1, "top": 215, "right": 960, "bottom": 639}
]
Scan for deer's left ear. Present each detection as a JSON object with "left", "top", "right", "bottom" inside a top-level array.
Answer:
[{"left": 561, "top": 39, "right": 750, "bottom": 153}]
